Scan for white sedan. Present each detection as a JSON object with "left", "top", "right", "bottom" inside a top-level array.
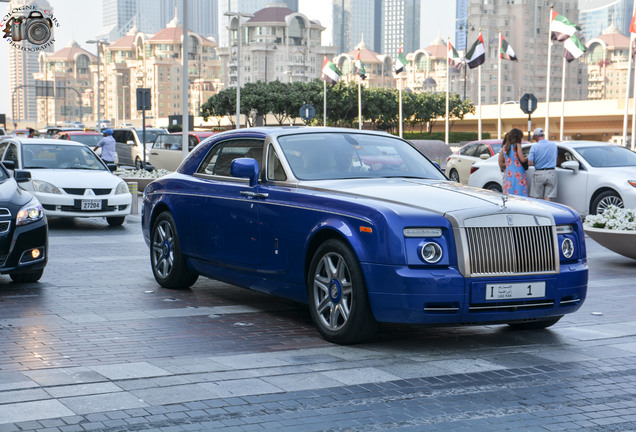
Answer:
[
  {"left": 0, "top": 138, "right": 132, "bottom": 226},
  {"left": 467, "top": 141, "right": 636, "bottom": 216}
]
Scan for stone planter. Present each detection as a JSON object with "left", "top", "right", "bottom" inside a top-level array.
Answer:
[
  {"left": 584, "top": 226, "right": 636, "bottom": 260},
  {"left": 121, "top": 177, "right": 155, "bottom": 193}
]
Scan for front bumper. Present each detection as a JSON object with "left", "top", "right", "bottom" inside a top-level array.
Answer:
[
  {"left": 0, "top": 218, "right": 48, "bottom": 275},
  {"left": 37, "top": 192, "right": 132, "bottom": 218},
  {"left": 363, "top": 261, "right": 588, "bottom": 325}
]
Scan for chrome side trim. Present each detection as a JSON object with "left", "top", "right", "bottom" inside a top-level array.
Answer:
[{"left": 469, "top": 301, "right": 554, "bottom": 311}]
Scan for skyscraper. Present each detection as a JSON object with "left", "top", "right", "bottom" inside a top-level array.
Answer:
[
  {"left": 382, "top": 0, "right": 420, "bottom": 59},
  {"left": 101, "top": 0, "right": 163, "bottom": 40},
  {"left": 579, "top": 0, "right": 634, "bottom": 41},
  {"left": 455, "top": 0, "right": 469, "bottom": 51}
]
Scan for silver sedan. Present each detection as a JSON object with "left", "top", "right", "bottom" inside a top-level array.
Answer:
[{"left": 467, "top": 141, "right": 636, "bottom": 216}]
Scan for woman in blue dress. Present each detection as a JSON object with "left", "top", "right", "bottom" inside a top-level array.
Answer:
[{"left": 498, "top": 128, "right": 528, "bottom": 196}]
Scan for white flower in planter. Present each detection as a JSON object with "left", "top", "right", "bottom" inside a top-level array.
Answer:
[
  {"left": 116, "top": 168, "right": 172, "bottom": 179},
  {"left": 584, "top": 205, "right": 636, "bottom": 231}
]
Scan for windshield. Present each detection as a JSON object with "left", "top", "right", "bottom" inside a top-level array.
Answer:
[
  {"left": 22, "top": 144, "right": 107, "bottom": 171},
  {"left": 574, "top": 145, "right": 636, "bottom": 167},
  {"left": 277, "top": 132, "right": 446, "bottom": 181},
  {"left": 68, "top": 135, "right": 102, "bottom": 147},
  {"left": 135, "top": 129, "right": 167, "bottom": 144}
]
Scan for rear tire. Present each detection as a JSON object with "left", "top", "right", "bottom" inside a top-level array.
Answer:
[
  {"left": 10, "top": 269, "right": 44, "bottom": 283},
  {"left": 485, "top": 182, "right": 502, "bottom": 192},
  {"left": 507, "top": 316, "right": 562, "bottom": 330},
  {"left": 107, "top": 216, "right": 125, "bottom": 227},
  {"left": 150, "top": 211, "right": 198, "bottom": 289},
  {"left": 135, "top": 157, "right": 143, "bottom": 170},
  {"left": 307, "top": 239, "right": 379, "bottom": 344},
  {"left": 448, "top": 168, "right": 460, "bottom": 183}
]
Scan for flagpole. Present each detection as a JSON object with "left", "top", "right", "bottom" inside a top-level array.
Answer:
[
  {"left": 631, "top": 52, "right": 636, "bottom": 149},
  {"left": 323, "top": 79, "right": 327, "bottom": 127},
  {"left": 546, "top": 6, "right": 553, "bottom": 139},
  {"left": 358, "top": 78, "right": 362, "bottom": 130},
  {"left": 446, "top": 39, "right": 450, "bottom": 145},
  {"left": 560, "top": 56, "right": 566, "bottom": 141},
  {"left": 399, "top": 76, "right": 403, "bottom": 138},
  {"left": 623, "top": 36, "right": 633, "bottom": 144},
  {"left": 497, "top": 30, "right": 502, "bottom": 140}
]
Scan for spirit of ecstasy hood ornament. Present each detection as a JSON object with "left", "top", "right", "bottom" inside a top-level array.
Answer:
[{"left": 500, "top": 194, "right": 508, "bottom": 209}]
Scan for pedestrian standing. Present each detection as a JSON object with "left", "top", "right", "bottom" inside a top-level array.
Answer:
[
  {"left": 94, "top": 128, "right": 117, "bottom": 164},
  {"left": 498, "top": 128, "right": 528, "bottom": 196},
  {"left": 527, "top": 128, "right": 557, "bottom": 201}
]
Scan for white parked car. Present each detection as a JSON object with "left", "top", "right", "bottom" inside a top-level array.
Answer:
[
  {"left": 445, "top": 139, "right": 503, "bottom": 184},
  {"left": 0, "top": 138, "right": 132, "bottom": 226},
  {"left": 467, "top": 141, "right": 636, "bottom": 216}
]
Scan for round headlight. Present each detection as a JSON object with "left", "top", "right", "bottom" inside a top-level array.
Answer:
[
  {"left": 420, "top": 242, "right": 443, "bottom": 263},
  {"left": 561, "top": 238, "right": 574, "bottom": 259}
]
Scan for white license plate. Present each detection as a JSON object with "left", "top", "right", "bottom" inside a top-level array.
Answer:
[
  {"left": 81, "top": 199, "right": 102, "bottom": 210},
  {"left": 485, "top": 282, "right": 546, "bottom": 300}
]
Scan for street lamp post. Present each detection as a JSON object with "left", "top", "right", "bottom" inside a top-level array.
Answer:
[
  {"left": 86, "top": 39, "right": 110, "bottom": 127},
  {"left": 459, "top": 24, "right": 473, "bottom": 101},
  {"left": 224, "top": 11, "right": 254, "bottom": 129}
]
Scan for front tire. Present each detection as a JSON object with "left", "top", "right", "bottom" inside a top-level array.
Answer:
[
  {"left": 135, "top": 157, "right": 143, "bottom": 170},
  {"left": 307, "top": 239, "right": 379, "bottom": 344},
  {"left": 507, "top": 316, "right": 562, "bottom": 330},
  {"left": 10, "top": 269, "right": 44, "bottom": 283},
  {"left": 107, "top": 216, "right": 125, "bottom": 226},
  {"left": 485, "top": 182, "right": 503, "bottom": 192},
  {"left": 591, "top": 191, "right": 623, "bottom": 215},
  {"left": 150, "top": 211, "right": 198, "bottom": 289}
]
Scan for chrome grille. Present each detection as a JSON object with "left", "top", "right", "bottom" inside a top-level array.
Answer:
[{"left": 465, "top": 226, "right": 557, "bottom": 276}]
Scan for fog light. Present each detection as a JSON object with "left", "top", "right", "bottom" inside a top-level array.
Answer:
[
  {"left": 19, "top": 247, "right": 45, "bottom": 264},
  {"left": 31, "top": 249, "right": 41, "bottom": 259},
  {"left": 561, "top": 238, "right": 574, "bottom": 259},
  {"left": 420, "top": 242, "right": 443, "bottom": 263}
]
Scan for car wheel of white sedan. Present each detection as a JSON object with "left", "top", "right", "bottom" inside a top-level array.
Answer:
[
  {"left": 307, "top": 239, "right": 379, "bottom": 345},
  {"left": 591, "top": 191, "right": 623, "bottom": 215},
  {"left": 151, "top": 211, "right": 198, "bottom": 289},
  {"left": 485, "top": 182, "right": 502, "bottom": 193},
  {"left": 107, "top": 216, "right": 125, "bottom": 227},
  {"left": 449, "top": 169, "right": 460, "bottom": 183}
]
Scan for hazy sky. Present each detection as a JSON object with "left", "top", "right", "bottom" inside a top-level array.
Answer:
[{"left": 0, "top": 0, "right": 455, "bottom": 123}]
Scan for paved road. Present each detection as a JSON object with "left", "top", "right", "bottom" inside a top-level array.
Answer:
[{"left": 1, "top": 209, "right": 635, "bottom": 432}]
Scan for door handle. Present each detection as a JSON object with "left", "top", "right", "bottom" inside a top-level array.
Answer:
[{"left": 240, "top": 191, "right": 268, "bottom": 199}]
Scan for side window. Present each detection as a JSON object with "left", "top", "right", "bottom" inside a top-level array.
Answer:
[
  {"left": 266, "top": 144, "right": 287, "bottom": 181},
  {"left": 196, "top": 139, "right": 264, "bottom": 177},
  {"left": 476, "top": 144, "right": 490, "bottom": 157},
  {"left": 189, "top": 135, "right": 198, "bottom": 151},
  {"left": 4, "top": 144, "right": 18, "bottom": 164},
  {"left": 152, "top": 136, "right": 164, "bottom": 149},
  {"left": 113, "top": 130, "right": 125, "bottom": 143},
  {"left": 126, "top": 131, "right": 135, "bottom": 144},
  {"left": 461, "top": 144, "right": 477, "bottom": 157},
  {"left": 0, "top": 142, "right": 8, "bottom": 159}
]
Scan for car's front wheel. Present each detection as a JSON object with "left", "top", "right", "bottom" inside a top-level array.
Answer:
[
  {"left": 107, "top": 216, "right": 125, "bottom": 227},
  {"left": 307, "top": 239, "right": 379, "bottom": 344},
  {"left": 150, "top": 211, "right": 198, "bottom": 289},
  {"left": 507, "top": 316, "right": 562, "bottom": 330},
  {"left": 135, "top": 157, "right": 143, "bottom": 170},
  {"left": 448, "top": 168, "right": 460, "bottom": 183},
  {"left": 591, "top": 191, "right": 623, "bottom": 215},
  {"left": 485, "top": 182, "right": 503, "bottom": 192},
  {"left": 10, "top": 269, "right": 44, "bottom": 283}
]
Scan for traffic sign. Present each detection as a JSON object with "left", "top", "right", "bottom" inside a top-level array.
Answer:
[
  {"left": 300, "top": 104, "right": 315, "bottom": 121},
  {"left": 136, "top": 88, "right": 151, "bottom": 111},
  {"left": 520, "top": 93, "right": 538, "bottom": 115}
]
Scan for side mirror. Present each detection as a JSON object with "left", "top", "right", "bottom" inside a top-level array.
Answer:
[
  {"left": 561, "top": 160, "right": 579, "bottom": 173},
  {"left": 480, "top": 154, "right": 490, "bottom": 160},
  {"left": 2, "top": 160, "right": 15, "bottom": 170},
  {"left": 230, "top": 157, "right": 259, "bottom": 187},
  {"left": 14, "top": 169, "right": 31, "bottom": 183},
  {"left": 126, "top": 140, "right": 136, "bottom": 146}
]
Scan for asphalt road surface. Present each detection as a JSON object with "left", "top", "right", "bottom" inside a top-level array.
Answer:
[{"left": 1, "top": 209, "right": 635, "bottom": 432}]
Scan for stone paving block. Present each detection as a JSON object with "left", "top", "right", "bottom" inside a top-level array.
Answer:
[
  {"left": 199, "top": 378, "right": 283, "bottom": 399},
  {"left": 44, "top": 382, "right": 123, "bottom": 399},
  {"left": 132, "top": 384, "right": 217, "bottom": 405},
  {"left": 22, "top": 367, "right": 107, "bottom": 387},
  {"left": 88, "top": 362, "right": 172, "bottom": 380},
  {"left": 0, "top": 400, "right": 75, "bottom": 424},
  {"left": 319, "top": 366, "right": 400, "bottom": 386},
  {"left": 0, "top": 372, "right": 39, "bottom": 392},
  {"left": 58, "top": 392, "right": 148, "bottom": 415}
]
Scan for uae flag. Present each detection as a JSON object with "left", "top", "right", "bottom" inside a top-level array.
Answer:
[
  {"left": 631, "top": 7, "right": 636, "bottom": 33},
  {"left": 564, "top": 34, "right": 586, "bottom": 62},
  {"left": 465, "top": 32, "right": 486, "bottom": 69},
  {"left": 551, "top": 10, "right": 580, "bottom": 42},
  {"left": 500, "top": 35, "right": 518, "bottom": 62},
  {"left": 448, "top": 41, "right": 463, "bottom": 69},
  {"left": 321, "top": 57, "right": 341, "bottom": 85},
  {"left": 353, "top": 50, "right": 367, "bottom": 79},
  {"left": 394, "top": 47, "right": 407, "bottom": 74}
]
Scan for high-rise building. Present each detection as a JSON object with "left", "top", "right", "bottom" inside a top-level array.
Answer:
[
  {"left": 8, "top": 0, "right": 54, "bottom": 124},
  {"left": 161, "top": 0, "right": 219, "bottom": 40},
  {"left": 461, "top": 0, "right": 587, "bottom": 107},
  {"left": 455, "top": 0, "right": 469, "bottom": 51},
  {"left": 101, "top": 0, "right": 163, "bottom": 40},
  {"left": 585, "top": 21, "right": 632, "bottom": 100},
  {"left": 382, "top": 0, "right": 420, "bottom": 59},
  {"left": 579, "top": 0, "right": 634, "bottom": 41}
]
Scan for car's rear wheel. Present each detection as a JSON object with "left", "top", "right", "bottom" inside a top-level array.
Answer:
[
  {"left": 107, "top": 216, "right": 125, "bottom": 227},
  {"left": 591, "top": 191, "right": 623, "bottom": 215},
  {"left": 151, "top": 211, "right": 198, "bottom": 289},
  {"left": 10, "top": 269, "right": 44, "bottom": 283},
  {"left": 135, "top": 157, "right": 143, "bottom": 170},
  {"left": 485, "top": 182, "right": 502, "bottom": 192},
  {"left": 307, "top": 239, "right": 379, "bottom": 344},
  {"left": 507, "top": 316, "right": 562, "bottom": 330},
  {"left": 448, "top": 168, "right": 460, "bottom": 183}
]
